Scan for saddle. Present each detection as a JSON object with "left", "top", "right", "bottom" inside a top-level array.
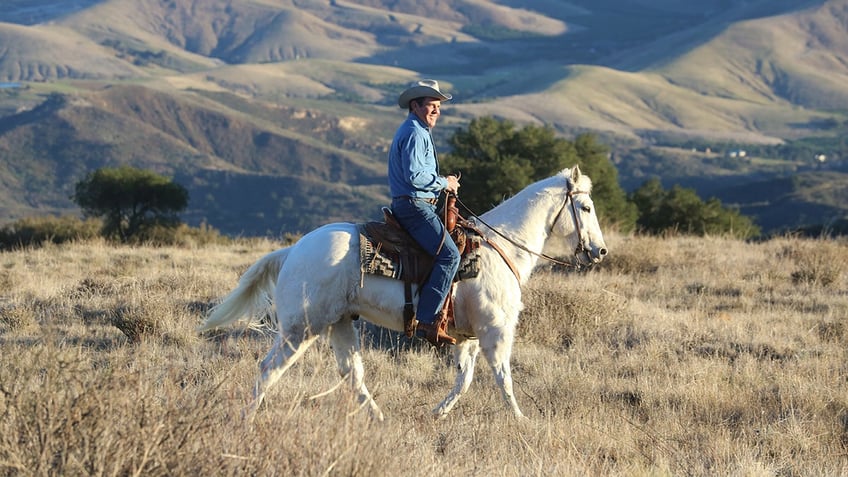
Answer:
[{"left": 358, "top": 195, "right": 481, "bottom": 340}]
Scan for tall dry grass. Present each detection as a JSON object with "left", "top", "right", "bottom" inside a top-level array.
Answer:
[{"left": 1, "top": 233, "right": 846, "bottom": 476}]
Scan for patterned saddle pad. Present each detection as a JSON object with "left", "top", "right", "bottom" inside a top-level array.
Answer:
[{"left": 357, "top": 220, "right": 481, "bottom": 286}]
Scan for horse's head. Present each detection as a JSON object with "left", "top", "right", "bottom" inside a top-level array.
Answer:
[{"left": 551, "top": 165, "right": 608, "bottom": 266}]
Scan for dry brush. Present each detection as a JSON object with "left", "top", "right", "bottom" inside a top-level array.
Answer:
[{"left": 1, "top": 233, "right": 846, "bottom": 476}]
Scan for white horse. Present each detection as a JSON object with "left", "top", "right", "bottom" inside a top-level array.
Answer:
[{"left": 199, "top": 166, "right": 607, "bottom": 420}]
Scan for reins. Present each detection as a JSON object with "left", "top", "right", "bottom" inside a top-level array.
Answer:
[{"left": 452, "top": 189, "right": 590, "bottom": 270}]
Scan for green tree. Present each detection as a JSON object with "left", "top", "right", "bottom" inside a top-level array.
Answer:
[
  {"left": 72, "top": 166, "right": 189, "bottom": 242},
  {"left": 572, "top": 134, "right": 638, "bottom": 231},
  {"left": 630, "top": 179, "right": 760, "bottom": 239},
  {"left": 443, "top": 117, "right": 539, "bottom": 212},
  {"left": 442, "top": 117, "right": 636, "bottom": 231},
  {"left": 628, "top": 178, "right": 665, "bottom": 232}
]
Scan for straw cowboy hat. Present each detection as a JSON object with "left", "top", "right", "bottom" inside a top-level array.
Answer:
[{"left": 397, "top": 79, "right": 452, "bottom": 109}]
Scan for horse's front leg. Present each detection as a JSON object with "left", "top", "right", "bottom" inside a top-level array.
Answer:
[
  {"left": 433, "top": 338, "right": 480, "bottom": 418},
  {"left": 480, "top": 329, "right": 525, "bottom": 418}
]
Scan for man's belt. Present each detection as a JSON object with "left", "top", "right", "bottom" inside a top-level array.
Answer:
[{"left": 394, "top": 196, "right": 438, "bottom": 205}]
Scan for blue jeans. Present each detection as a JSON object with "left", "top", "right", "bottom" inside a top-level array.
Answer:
[{"left": 391, "top": 197, "right": 460, "bottom": 324}]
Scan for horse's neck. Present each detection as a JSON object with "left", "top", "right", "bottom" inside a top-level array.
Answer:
[{"left": 477, "top": 178, "right": 563, "bottom": 280}]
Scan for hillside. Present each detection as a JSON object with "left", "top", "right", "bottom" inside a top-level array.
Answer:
[
  {"left": 1, "top": 0, "right": 101, "bottom": 25},
  {"left": 62, "top": 0, "right": 383, "bottom": 64},
  {"left": 655, "top": 1, "right": 848, "bottom": 112},
  {"left": 0, "top": 84, "right": 394, "bottom": 234},
  {"left": 0, "top": 23, "right": 144, "bottom": 81},
  {"left": 0, "top": 0, "right": 846, "bottom": 235}
]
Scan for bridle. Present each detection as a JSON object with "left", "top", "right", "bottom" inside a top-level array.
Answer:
[
  {"left": 452, "top": 182, "right": 594, "bottom": 272},
  {"left": 552, "top": 186, "right": 591, "bottom": 260}
]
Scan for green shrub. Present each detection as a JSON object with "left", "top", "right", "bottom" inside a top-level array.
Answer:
[
  {"left": 630, "top": 179, "right": 760, "bottom": 239},
  {"left": 73, "top": 166, "right": 189, "bottom": 243},
  {"left": 0, "top": 216, "right": 102, "bottom": 250}
]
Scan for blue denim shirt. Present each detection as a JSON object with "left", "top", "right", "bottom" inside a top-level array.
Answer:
[{"left": 388, "top": 113, "right": 447, "bottom": 200}]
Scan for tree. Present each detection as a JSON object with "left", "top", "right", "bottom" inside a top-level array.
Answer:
[
  {"left": 442, "top": 117, "right": 541, "bottom": 212},
  {"left": 441, "top": 117, "right": 636, "bottom": 231},
  {"left": 571, "top": 134, "right": 638, "bottom": 231},
  {"left": 73, "top": 166, "right": 189, "bottom": 242},
  {"left": 630, "top": 179, "right": 760, "bottom": 239},
  {"left": 628, "top": 178, "right": 665, "bottom": 232}
]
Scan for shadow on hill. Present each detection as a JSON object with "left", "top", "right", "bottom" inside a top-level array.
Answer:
[
  {"left": 179, "top": 169, "right": 388, "bottom": 237},
  {"left": 710, "top": 170, "right": 848, "bottom": 235},
  {"left": 0, "top": 0, "right": 104, "bottom": 25},
  {"left": 0, "top": 92, "right": 65, "bottom": 135},
  {"left": 791, "top": 218, "right": 848, "bottom": 238},
  {"left": 355, "top": 0, "right": 828, "bottom": 99}
]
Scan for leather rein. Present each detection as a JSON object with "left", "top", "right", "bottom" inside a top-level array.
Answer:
[{"left": 452, "top": 185, "right": 591, "bottom": 280}]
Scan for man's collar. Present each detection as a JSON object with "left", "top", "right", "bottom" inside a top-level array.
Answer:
[{"left": 408, "top": 112, "right": 430, "bottom": 130}]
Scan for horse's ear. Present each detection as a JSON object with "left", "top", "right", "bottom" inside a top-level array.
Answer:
[{"left": 569, "top": 165, "right": 582, "bottom": 182}]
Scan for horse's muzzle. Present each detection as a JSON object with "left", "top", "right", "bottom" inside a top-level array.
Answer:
[
  {"left": 577, "top": 245, "right": 607, "bottom": 266},
  {"left": 591, "top": 247, "right": 608, "bottom": 263}
]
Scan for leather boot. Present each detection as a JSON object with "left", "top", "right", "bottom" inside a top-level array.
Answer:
[{"left": 416, "top": 320, "right": 456, "bottom": 346}]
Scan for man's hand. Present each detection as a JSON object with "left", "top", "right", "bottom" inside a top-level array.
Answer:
[{"left": 445, "top": 174, "right": 460, "bottom": 194}]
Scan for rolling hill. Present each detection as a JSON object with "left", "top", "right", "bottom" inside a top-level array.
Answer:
[
  {"left": 0, "top": 82, "right": 394, "bottom": 234},
  {"left": 0, "top": 22, "right": 145, "bottom": 81},
  {"left": 0, "top": 0, "right": 846, "bottom": 235}
]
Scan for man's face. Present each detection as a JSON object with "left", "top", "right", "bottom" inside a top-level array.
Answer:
[{"left": 411, "top": 97, "right": 442, "bottom": 128}]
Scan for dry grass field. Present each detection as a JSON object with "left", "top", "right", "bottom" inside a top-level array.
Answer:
[{"left": 1, "top": 232, "right": 846, "bottom": 476}]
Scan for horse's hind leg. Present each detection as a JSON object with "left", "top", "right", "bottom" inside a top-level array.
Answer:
[
  {"left": 434, "top": 338, "right": 480, "bottom": 418},
  {"left": 244, "top": 330, "right": 319, "bottom": 421},
  {"left": 328, "top": 317, "right": 384, "bottom": 421}
]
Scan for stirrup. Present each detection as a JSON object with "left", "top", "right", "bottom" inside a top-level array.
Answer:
[{"left": 416, "top": 321, "right": 456, "bottom": 346}]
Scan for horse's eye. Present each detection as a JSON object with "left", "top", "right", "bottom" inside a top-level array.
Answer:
[{"left": 582, "top": 205, "right": 591, "bottom": 213}]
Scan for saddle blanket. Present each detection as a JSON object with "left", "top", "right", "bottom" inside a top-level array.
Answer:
[{"left": 357, "top": 223, "right": 482, "bottom": 284}]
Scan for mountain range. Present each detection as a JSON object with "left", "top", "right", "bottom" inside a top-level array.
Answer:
[{"left": 1, "top": 0, "right": 846, "bottom": 236}]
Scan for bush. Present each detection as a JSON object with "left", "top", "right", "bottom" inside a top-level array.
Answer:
[
  {"left": 630, "top": 178, "right": 760, "bottom": 239},
  {"left": 0, "top": 216, "right": 102, "bottom": 250},
  {"left": 0, "top": 216, "right": 230, "bottom": 250},
  {"left": 128, "top": 222, "right": 230, "bottom": 247},
  {"left": 781, "top": 239, "right": 846, "bottom": 287},
  {"left": 73, "top": 166, "right": 189, "bottom": 243},
  {"left": 0, "top": 304, "right": 35, "bottom": 331}
]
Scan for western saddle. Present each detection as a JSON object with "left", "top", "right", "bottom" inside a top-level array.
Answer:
[{"left": 358, "top": 194, "right": 480, "bottom": 345}]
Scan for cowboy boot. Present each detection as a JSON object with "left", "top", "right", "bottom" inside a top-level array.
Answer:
[
  {"left": 416, "top": 319, "right": 456, "bottom": 346},
  {"left": 416, "top": 287, "right": 457, "bottom": 346}
]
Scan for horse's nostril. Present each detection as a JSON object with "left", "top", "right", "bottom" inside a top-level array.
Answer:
[{"left": 599, "top": 248, "right": 608, "bottom": 256}]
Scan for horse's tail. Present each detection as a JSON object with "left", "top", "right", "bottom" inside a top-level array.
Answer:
[{"left": 198, "top": 247, "right": 289, "bottom": 331}]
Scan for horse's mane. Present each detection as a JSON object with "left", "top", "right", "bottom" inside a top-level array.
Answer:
[
  {"left": 515, "top": 166, "right": 593, "bottom": 204},
  {"left": 476, "top": 166, "right": 591, "bottom": 227},
  {"left": 522, "top": 166, "right": 593, "bottom": 198}
]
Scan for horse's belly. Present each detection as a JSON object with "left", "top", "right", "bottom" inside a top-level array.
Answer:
[
  {"left": 351, "top": 276, "right": 409, "bottom": 332},
  {"left": 351, "top": 276, "right": 479, "bottom": 337}
]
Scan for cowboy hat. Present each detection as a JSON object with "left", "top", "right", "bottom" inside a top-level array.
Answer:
[{"left": 397, "top": 79, "right": 452, "bottom": 109}]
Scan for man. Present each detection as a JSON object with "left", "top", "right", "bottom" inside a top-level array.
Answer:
[{"left": 388, "top": 79, "right": 460, "bottom": 346}]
